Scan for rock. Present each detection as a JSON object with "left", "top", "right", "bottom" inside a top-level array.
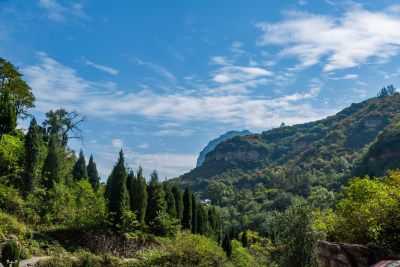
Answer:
[{"left": 318, "top": 241, "right": 400, "bottom": 267}]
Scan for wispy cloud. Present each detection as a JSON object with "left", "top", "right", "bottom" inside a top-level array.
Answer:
[
  {"left": 256, "top": 6, "right": 400, "bottom": 71},
  {"left": 111, "top": 139, "right": 124, "bottom": 148},
  {"left": 327, "top": 74, "right": 358, "bottom": 80},
  {"left": 86, "top": 60, "right": 119, "bottom": 75},
  {"left": 213, "top": 66, "right": 272, "bottom": 83},
  {"left": 154, "top": 129, "right": 195, "bottom": 137},
  {"left": 38, "top": 0, "right": 89, "bottom": 23},
  {"left": 137, "top": 59, "right": 175, "bottom": 81}
]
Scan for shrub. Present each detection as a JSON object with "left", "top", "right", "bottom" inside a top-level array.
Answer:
[{"left": 1, "top": 242, "right": 20, "bottom": 267}]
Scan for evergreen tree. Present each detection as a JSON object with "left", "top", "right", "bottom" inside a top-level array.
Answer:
[
  {"left": 87, "top": 155, "right": 100, "bottom": 191},
  {"left": 241, "top": 230, "right": 248, "bottom": 248},
  {"left": 230, "top": 227, "right": 239, "bottom": 240},
  {"left": 208, "top": 207, "right": 221, "bottom": 241},
  {"left": 145, "top": 170, "right": 166, "bottom": 223},
  {"left": 222, "top": 233, "right": 232, "bottom": 258},
  {"left": 1, "top": 242, "right": 19, "bottom": 267},
  {"left": 191, "top": 193, "right": 197, "bottom": 234},
  {"left": 197, "top": 203, "right": 208, "bottom": 235},
  {"left": 24, "top": 117, "right": 40, "bottom": 194},
  {"left": 72, "top": 150, "right": 88, "bottom": 182},
  {"left": 107, "top": 150, "right": 128, "bottom": 228},
  {"left": 42, "top": 136, "right": 61, "bottom": 189},
  {"left": 163, "top": 182, "right": 177, "bottom": 218},
  {"left": 171, "top": 182, "right": 183, "bottom": 220},
  {"left": 181, "top": 185, "right": 192, "bottom": 230},
  {"left": 0, "top": 92, "right": 16, "bottom": 137},
  {"left": 130, "top": 166, "right": 148, "bottom": 227}
]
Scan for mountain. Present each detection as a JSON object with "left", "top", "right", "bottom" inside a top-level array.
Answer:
[
  {"left": 196, "top": 130, "right": 252, "bottom": 167},
  {"left": 176, "top": 95, "right": 400, "bottom": 191}
]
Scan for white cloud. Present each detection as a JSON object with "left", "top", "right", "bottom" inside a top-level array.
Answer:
[
  {"left": 38, "top": 0, "right": 88, "bottom": 23},
  {"left": 154, "top": 129, "right": 195, "bottom": 137},
  {"left": 256, "top": 6, "right": 400, "bottom": 71},
  {"left": 327, "top": 74, "right": 358, "bottom": 80},
  {"left": 137, "top": 59, "right": 175, "bottom": 81},
  {"left": 230, "top": 41, "right": 245, "bottom": 54},
  {"left": 23, "top": 53, "right": 333, "bottom": 130},
  {"left": 86, "top": 60, "right": 119, "bottom": 75},
  {"left": 213, "top": 66, "right": 273, "bottom": 83},
  {"left": 111, "top": 139, "right": 123, "bottom": 148},
  {"left": 138, "top": 143, "right": 149, "bottom": 149},
  {"left": 211, "top": 56, "right": 231, "bottom": 65}
]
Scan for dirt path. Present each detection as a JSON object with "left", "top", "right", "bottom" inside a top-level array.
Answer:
[{"left": 19, "top": 256, "right": 49, "bottom": 267}]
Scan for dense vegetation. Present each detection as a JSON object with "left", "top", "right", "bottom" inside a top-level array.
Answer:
[{"left": 1, "top": 55, "right": 400, "bottom": 266}]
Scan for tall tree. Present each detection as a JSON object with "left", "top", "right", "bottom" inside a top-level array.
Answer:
[
  {"left": 0, "top": 57, "right": 35, "bottom": 119},
  {"left": 130, "top": 166, "right": 148, "bottom": 226},
  {"left": 107, "top": 150, "right": 128, "bottom": 228},
  {"left": 163, "top": 182, "right": 177, "bottom": 218},
  {"left": 72, "top": 150, "right": 88, "bottom": 182},
  {"left": 0, "top": 92, "right": 17, "bottom": 137},
  {"left": 24, "top": 117, "right": 40, "bottom": 194},
  {"left": 43, "top": 109, "right": 85, "bottom": 147},
  {"left": 241, "top": 230, "right": 248, "bottom": 248},
  {"left": 208, "top": 207, "right": 221, "bottom": 241},
  {"left": 191, "top": 193, "right": 197, "bottom": 234},
  {"left": 222, "top": 233, "right": 232, "bottom": 258},
  {"left": 42, "top": 136, "right": 61, "bottom": 189},
  {"left": 87, "top": 155, "right": 100, "bottom": 191},
  {"left": 171, "top": 183, "right": 183, "bottom": 220},
  {"left": 197, "top": 203, "right": 208, "bottom": 235},
  {"left": 145, "top": 170, "right": 166, "bottom": 223},
  {"left": 181, "top": 185, "right": 192, "bottom": 230}
]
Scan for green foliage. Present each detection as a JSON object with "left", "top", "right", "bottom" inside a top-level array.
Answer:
[
  {"left": 149, "top": 211, "right": 180, "bottom": 237},
  {"left": 1, "top": 242, "right": 20, "bottom": 267},
  {"left": 24, "top": 117, "right": 40, "bottom": 194},
  {"left": 87, "top": 155, "right": 100, "bottom": 191},
  {"left": 124, "top": 210, "right": 141, "bottom": 233},
  {"left": 0, "top": 211, "right": 29, "bottom": 240},
  {"left": 41, "top": 136, "right": 61, "bottom": 189},
  {"left": 377, "top": 85, "right": 398, "bottom": 98},
  {"left": 145, "top": 170, "right": 166, "bottom": 223},
  {"left": 230, "top": 239, "right": 257, "bottom": 267},
  {"left": 191, "top": 193, "right": 197, "bottom": 234},
  {"left": 181, "top": 185, "right": 192, "bottom": 230},
  {"left": 144, "top": 230, "right": 227, "bottom": 266},
  {"left": 0, "top": 57, "right": 35, "bottom": 119},
  {"left": 0, "top": 134, "right": 24, "bottom": 187},
  {"left": 107, "top": 150, "right": 128, "bottom": 228},
  {"left": 266, "top": 201, "right": 323, "bottom": 267},
  {"left": 332, "top": 171, "right": 400, "bottom": 249},
  {"left": 72, "top": 150, "right": 88, "bottom": 182},
  {"left": 130, "top": 166, "right": 147, "bottom": 227},
  {"left": 241, "top": 230, "right": 248, "bottom": 247},
  {"left": 0, "top": 92, "right": 17, "bottom": 137}
]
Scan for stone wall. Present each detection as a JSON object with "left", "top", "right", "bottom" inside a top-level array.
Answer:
[{"left": 318, "top": 241, "right": 399, "bottom": 267}]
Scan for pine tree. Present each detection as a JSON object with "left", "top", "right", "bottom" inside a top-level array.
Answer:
[
  {"left": 87, "top": 155, "right": 100, "bottom": 191},
  {"left": 163, "top": 182, "right": 177, "bottom": 218},
  {"left": 24, "top": 117, "right": 40, "bottom": 194},
  {"left": 230, "top": 227, "right": 239, "bottom": 240},
  {"left": 0, "top": 92, "right": 16, "bottom": 137},
  {"left": 107, "top": 150, "right": 128, "bottom": 228},
  {"left": 208, "top": 207, "right": 221, "bottom": 241},
  {"left": 222, "top": 233, "right": 232, "bottom": 258},
  {"left": 171, "top": 183, "right": 183, "bottom": 220},
  {"left": 42, "top": 136, "right": 61, "bottom": 189},
  {"left": 130, "top": 166, "right": 148, "bottom": 227},
  {"left": 241, "top": 230, "right": 248, "bottom": 247},
  {"left": 145, "top": 170, "right": 166, "bottom": 223},
  {"left": 72, "top": 150, "right": 88, "bottom": 182},
  {"left": 197, "top": 203, "right": 208, "bottom": 235},
  {"left": 181, "top": 185, "right": 192, "bottom": 230},
  {"left": 191, "top": 193, "right": 197, "bottom": 234}
]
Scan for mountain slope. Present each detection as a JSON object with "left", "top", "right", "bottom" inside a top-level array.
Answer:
[
  {"left": 196, "top": 130, "right": 251, "bottom": 167},
  {"left": 177, "top": 95, "right": 400, "bottom": 190}
]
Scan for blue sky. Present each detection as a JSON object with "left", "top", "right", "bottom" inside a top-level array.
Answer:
[{"left": 2, "top": 0, "right": 400, "bottom": 180}]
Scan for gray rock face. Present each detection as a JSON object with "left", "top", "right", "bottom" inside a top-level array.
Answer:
[{"left": 196, "top": 130, "right": 251, "bottom": 167}]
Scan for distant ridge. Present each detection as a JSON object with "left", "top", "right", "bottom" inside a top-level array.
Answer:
[{"left": 196, "top": 130, "right": 252, "bottom": 167}]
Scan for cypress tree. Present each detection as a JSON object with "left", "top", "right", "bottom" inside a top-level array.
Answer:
[
  {"left": 208, "top": 207, "right": 221, "bottom": 241},
  {"left": 0, "top": 92, "right": 16, "bottom": 137},
  {"left": 42, "top": 136, "right": 61, "bottom": 189},
  {"left": 191, "top": 193, "right": 197, "bottom": 234},
  {"left": 230, "top": 227, "right": 239, "bottom": 240},
  {"left": 24, "top": 117, "right": 40, "bottom": 194},
  {"left": 107, "top": 150, "right": 128, "bottom": 228},
  {"left": 145, "top": 170, "right": 166, "bottom": 223},
  {"left": 72, "top": 150, "right": 88, "bottom": 182},
  {"left": 171, "top": 183, "right": 183, "bottom": 220},
  {"left": 222, "top": 233, "right": 232, "bottom": 258},
  {"left": 181, "top": 185, "right": 192, "bottom": 230},
  {"left": 197, "top": 203, "right": 208, "bottom": 235},
  {"left": 163, "top": 182, "right": 177, "bottom": 218},
  {"left": 130, "top": 166, "right": 148, "bottom": 227},
  {"left": 87, "top": 155, "right": 100, "bottom": 191},
  {"left": 241, "top": 230, "right": 248, "bottom": 248}
]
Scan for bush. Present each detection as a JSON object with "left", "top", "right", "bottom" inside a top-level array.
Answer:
[
  {"left": 149, "top": 211, "right": 180, "bottom": 237},
  {"left": 230, "top": 240, "right": 256, "bottom": 267},
  {"left": 1, "top": 242, "right": 20, "bottom": 267},
  {"left": 0, "top": 211, "right": 29, "bottom": 240},
  {"left": 145, "top": 230, "right": 228, "bottom": 266}
]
